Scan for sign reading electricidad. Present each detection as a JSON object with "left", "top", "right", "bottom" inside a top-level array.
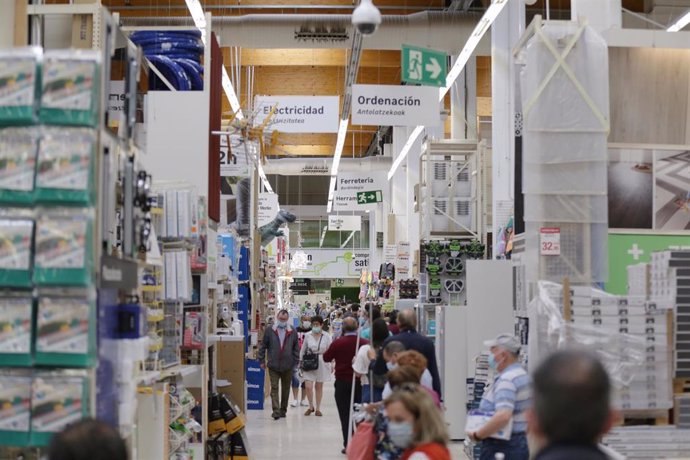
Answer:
[
  {"left": 352, "top": 84, "right": 441, "bottom": 127},
  {"left": 402, "top": 45, "right": 447, "bottom": 87},
  {"left": 254, "top": 95, "right": 339, "bottom": 133},
  {"left": 333, "top": 172, "right": 388, "bottom": 211}
]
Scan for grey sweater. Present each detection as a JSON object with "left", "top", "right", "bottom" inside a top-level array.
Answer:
[{"left": 258, "top": 324, "right": 300, "bottom": 372}]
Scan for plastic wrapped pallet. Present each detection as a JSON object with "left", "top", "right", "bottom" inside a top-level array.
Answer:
[
  {"left": 519, "top": 20, "right": 610, "bottom": 283},
  {"left": 0, "top": 127, "right": 39, "bottom": 205}
]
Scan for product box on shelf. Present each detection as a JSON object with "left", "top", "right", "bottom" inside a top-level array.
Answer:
[
  {"left": 0, "top": 217, "right": 34, "bottom": 288},
  {"left": 39, "top": 50, "right": 100, "bottom": 127},
  {"left": 0, "top": 373, "right": 32, "bottom": 446},
  {"left": 0, "top": 48, "right": 41, "bottom": 126},
  {"left": 0, "top": 127, "right": 39, "bottom": 205},
  {"left": 34, "top": 127, "right": 96, "bottom": 206},
  {"left": 33, "top": 210, "right": 93, "bottom": 287},
  {"left": 0, "top": 296, "right": 33, "bottom": 366},
  {"left": 230, "top": 429, "right": 250, "bottom": 460},
  {"left": 34, "top": 294, "right": 96, "bottom": 367},
  {"left": 30, "top": 373, "right": 89, "bottom": 446}
]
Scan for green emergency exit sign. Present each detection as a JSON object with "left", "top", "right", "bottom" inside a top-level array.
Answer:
[{"left": 402, "top": 45, "right": 447, "bottom": 87}]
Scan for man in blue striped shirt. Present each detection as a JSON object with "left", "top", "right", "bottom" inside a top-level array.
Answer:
[{"left": 468, "top": 334, "right": 531, "bottom": 460}]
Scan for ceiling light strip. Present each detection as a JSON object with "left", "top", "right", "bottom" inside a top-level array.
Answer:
[
  {"left": 389, "top": 0, "right": 508, "bottom": 180},
  {"left": 668, "top": 10, "right": 690, "bottom": 32}
]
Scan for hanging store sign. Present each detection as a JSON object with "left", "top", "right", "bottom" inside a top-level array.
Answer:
[
  {"left": 254, "top": 95, "right": 340, "bottom": 133},
  {"left": 220, "top": 135, "right": 252, "bottom": 177},
  {"left": 258, "top": 192, "right": 280, "bottom": 227},
  {"left": 351, "top": 84, "right": 441, "bottom": 127},
  {"left": 328, "top": 215, "right": 362, "bottom": 232},
  {"left": 396, "top": 242, "right": 410, "bottom": 277},
  {"left": 333, "top": 171, "right": 388, "bottom": 212},
  {"left": 289, "top": 249, "right": 370, "bottom": 278}
]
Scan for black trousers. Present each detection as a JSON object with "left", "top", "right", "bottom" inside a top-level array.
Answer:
[{"left": 334, "top": 379, "right": 362, "bottom": 448}]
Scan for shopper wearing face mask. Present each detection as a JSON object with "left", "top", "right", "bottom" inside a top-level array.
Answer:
[
  {"left": 467, "top": 334, "right": 531, "bottom": 460},
  {"left": 300, "top": 315, "right": 332, "bottom": 416},
  {"left": 383, "top": 384, "right": 451, "bottom": 460},
  {"left": 290, "top": 315, "right": 312, "bottom": 408},
  {"left": 258, "top": 309, "right": 301, "bottom": 420}
]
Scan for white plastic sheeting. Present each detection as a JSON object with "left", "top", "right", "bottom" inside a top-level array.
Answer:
[{"left": 519, "top": 19, "right": 610, "bottom": 283}]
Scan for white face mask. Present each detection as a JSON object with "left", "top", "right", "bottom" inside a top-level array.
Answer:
[
  {"left": 303, "top": 321, "right": 311, "bottom": 328},
  {"left": 387, "top": 421, "right": 414, "bottom": 449}
]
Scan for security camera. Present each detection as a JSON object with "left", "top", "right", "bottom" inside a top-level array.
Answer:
[{"left": 352, "top": 0, "right": 382, "bottom": 36}]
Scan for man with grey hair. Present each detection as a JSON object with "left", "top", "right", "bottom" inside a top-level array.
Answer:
[
  {"left": 323, "top": 316, "right": 369, "bottom": 453},
  {"left": 258, "top": 309, "right": 300, "bottom": 420},
  {"left": 468, "top": 334, "right": 531, "bottom": 460}
]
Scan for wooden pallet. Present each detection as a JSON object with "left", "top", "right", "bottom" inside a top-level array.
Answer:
[
  {"left": 674, "top": 378, "right": 690, "bottom": 395},
  {"left": 620, "top": 409, "right": 671, "bottom": 426}
]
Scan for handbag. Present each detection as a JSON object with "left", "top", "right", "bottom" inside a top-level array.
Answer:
[
  {"left": 301, "top": 335, "right": 322, "bottom": 372},
  {"left": 346, "top": 421, "right": 376, "bottom": 460}
]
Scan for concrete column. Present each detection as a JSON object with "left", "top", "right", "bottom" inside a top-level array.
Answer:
[
  {"left": 391, "top": 127, "right": 409, "bottom": 243},
  {"left": 571, "top": 0, "right": 622, "bottom": 32},
  {"left": 450, "top": 56, "right": 478, "bottom": 141},
  {"left": 405, "top": 127, "right": 423, "bottom": 276},
  {"left": 491, "top": 0, "right": 524, "bottom": 254}
]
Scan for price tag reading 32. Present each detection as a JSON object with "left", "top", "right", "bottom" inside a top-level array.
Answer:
[{"left": 540, "top": 227, "right": 561, "bottom": 256}]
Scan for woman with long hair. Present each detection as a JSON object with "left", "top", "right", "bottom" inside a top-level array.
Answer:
[{"left": 353, "top": 317, "right": 390, "bottom": 403}]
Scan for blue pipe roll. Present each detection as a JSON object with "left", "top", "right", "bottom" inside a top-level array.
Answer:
[
  {"left": 174, "top": 59, "right": 204, "bottom": 90},
  {"left": 147, "top": 55, "right": 191, "bottom": 91}
]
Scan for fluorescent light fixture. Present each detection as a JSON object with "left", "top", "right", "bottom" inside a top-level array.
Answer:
[
  {"left": 222, "top": 67, "right": 244, "bottom": 120},
  {"left": 388, "top": 125, "right": 424, "bottom": 180},
  {"left": 440, "top": 0, "right": 508, "bottom": 101},
  {"left": 319, "top": 225, "right": 328, "bottom": 247},
  {"left": 340, "top": 231, "right": 356, "bottom": 248},
  {"left": 185, "top": 0, "right": 207, "bottom": 29},
  {"left": 668, "top": 10, "right": 690, "bottom": 31},
  {"left": 388, "top": 0, "right": 507, "bottom": 180},
  {"left": 257, "top": 162, "right": 273, "bottom": 193},
  {"left": 330, "top": 118, "right": 350, "bottom": 176}
]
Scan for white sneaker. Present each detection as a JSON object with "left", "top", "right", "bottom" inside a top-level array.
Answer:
[
  {"left": 290, "top": 400, "right": 298, "bottom": 407},
  {"left": 300, "top": 400, "right": 309, "bottom": 407}
]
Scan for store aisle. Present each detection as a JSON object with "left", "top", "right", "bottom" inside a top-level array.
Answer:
[
  {"left": 245, "top": 383, "right": 346, "bottom": 459},
  {"left": 244, "top": 383, "right": 469, "bottom": 459}
]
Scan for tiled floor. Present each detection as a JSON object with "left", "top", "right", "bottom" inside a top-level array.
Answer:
[{"left": 244, "top": 384, "right": 469, "bottom": 459}]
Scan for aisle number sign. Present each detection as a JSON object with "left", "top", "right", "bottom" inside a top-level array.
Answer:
[
  {"left": 402, "top": 45, "right": 447, "bottom": 87},
  {"left": 540, "top": 227, "right": 561, "bottom": 256}
]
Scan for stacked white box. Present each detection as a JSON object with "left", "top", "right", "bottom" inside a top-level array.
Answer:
[
  {"left": 650, "top": 250, "right": 690, "bottom": 378},
  {"left": 569, "top": 290, "right": 673, "bottom": 411},
  {"left": 627, "top": 263, "right": 648, "bottom": 297},
  {"left": 603, "top": 426, "right": 690, "bottom": 459}
]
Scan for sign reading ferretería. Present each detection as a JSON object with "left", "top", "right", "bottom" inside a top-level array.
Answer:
[
  {"left": 254, "top": 95, "right": 339, "bottom": 133},
  {"left": 351, "top": 84, "right": 441, "bottom": 127}
]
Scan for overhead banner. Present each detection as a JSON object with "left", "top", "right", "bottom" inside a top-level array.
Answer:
[
  {"left": 288, "top": 249, "right": 370, "bottom": 278},
  {"left": 333, "top": 171, "right": 388, "bottom": 212},
  {"left": 254, "top": 95, "right": 340, "bottom": 133},
  {"left": 258, "top": 192, "right": 280, "bottom": 227},
  {"left": 351, "top": 84, "right": 441, "bottom": 127},
  {"left": 328, "top": 215, "right": 362, "bottom": 232}
]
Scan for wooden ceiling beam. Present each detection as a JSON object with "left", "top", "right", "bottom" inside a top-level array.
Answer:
[
  {"left": 267, "top": 144, "right": 368, "bottom": 157},
  {"left": 239, "top": 49, "right": 401, "bottom": 67}
]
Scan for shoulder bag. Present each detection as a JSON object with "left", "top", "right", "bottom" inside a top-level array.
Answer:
[{"left": 301, "top": 334, "right": 322, "bottom": 371}]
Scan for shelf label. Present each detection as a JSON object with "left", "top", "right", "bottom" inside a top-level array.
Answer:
[{"left": 540, "top": 227, "right": 561, "bottom": 256}]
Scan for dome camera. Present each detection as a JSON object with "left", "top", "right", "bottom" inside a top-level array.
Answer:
[{"left": 352, "top": 0, "right": 382, "bottom": 36}]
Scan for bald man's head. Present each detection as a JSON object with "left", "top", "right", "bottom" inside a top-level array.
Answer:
[
  {"left": 397, "top": 309, "right": 417, "bottom": 331},
  {"left": 342, "top": 316, "right": 359, "bottom": 333}
]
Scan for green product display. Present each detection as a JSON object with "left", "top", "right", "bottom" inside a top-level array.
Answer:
[
  {"left": 0, "top": 297, "right": 33, "bottom": 367},
  {"left": 607, "top": 231, "right": 690, "bottom": 294},
  {"left": 33, "top": 212, "right": 93, "bottom": 287},
  {"left": 0, "top": 128, "right": 39, "bottom": 205},
  {"left": 0, "top": 218, "right": 34, "bottom": 288},
  {"left": 39, "top": 51, "right": 100, "bottom": 127},
  {"left": 0, "top": 48, "right": 40, "bottom": 126},
  {"left": 30, "top": 374, "right": 89, "bottom": 446},
  {"left": 0, "top": 374, "right": 32, "bottom": 446},
  {"left": 34, "top": 128, "right": 96, "bottom": 206},
  {"left": 34, "top": 295, "right": 96, "bottom": 367}
]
